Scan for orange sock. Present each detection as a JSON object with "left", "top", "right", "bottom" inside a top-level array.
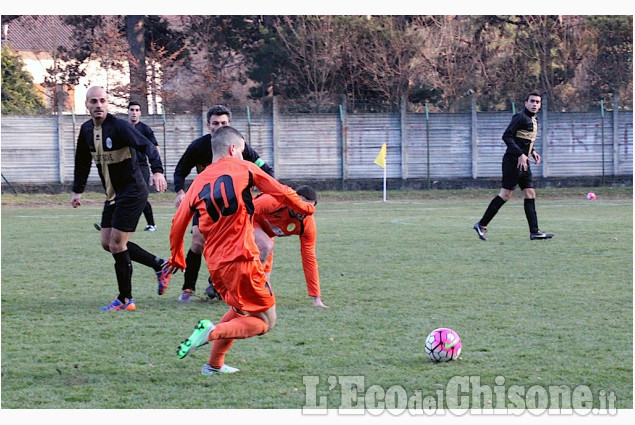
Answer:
[
  {"left": 208, "top": 308, "right": 236, "bottom": 368},
  {"left": 209, "top": 338, "right": 234, "bottom": 369},
  {"left": 210, "top": 313, "right": 268, "bottom": 340},
  {"left": 208, "top": 307, "right": 268, "bottom": 368}
]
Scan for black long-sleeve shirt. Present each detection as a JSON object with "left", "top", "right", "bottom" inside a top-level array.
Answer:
[
  {"left": 502, "top": 108, "right": 538, "bottom": 157},
  {"left": 173, "top": 134, "right": 274, "bottom": 194},
  {"left": 133, "top": 121, "right": 159, "bottom": 167},
  {"left": 72, "top": 113, "right": 164, "bottom": 202}
]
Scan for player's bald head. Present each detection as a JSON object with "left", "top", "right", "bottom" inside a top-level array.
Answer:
[{"left": 86, "top": 86, "right": 107, "bottom": 100}]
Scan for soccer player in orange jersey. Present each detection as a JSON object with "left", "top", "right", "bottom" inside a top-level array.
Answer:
[
  {"left": 167, "top": 126, "right": 315, "bottom": 375},
  {"left": 253, "top": 186, "right": 327, "bottom": 308}
]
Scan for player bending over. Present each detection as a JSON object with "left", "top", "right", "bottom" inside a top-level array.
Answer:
[{"left": 253, "top": 186, "right": 327, "bottom": 308}]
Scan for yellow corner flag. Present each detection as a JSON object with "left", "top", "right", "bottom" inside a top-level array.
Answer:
[{"left": 374, "top": 143, "right": 387, "bottom": 168}]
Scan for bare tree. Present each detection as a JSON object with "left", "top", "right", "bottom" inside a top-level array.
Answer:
[
  {"left": 273, "top": 16, "right": 346, "bottom": 112},
  {"left": 350, "top": 16, "right": 427, "bottom": 110}
]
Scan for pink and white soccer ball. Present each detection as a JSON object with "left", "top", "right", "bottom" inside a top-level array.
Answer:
[
  {"left": 587, "top": 192, "right": 597, "bottom": 200},
  {"left": 424, "top": 328, "right": 462, "bottom": 362}
]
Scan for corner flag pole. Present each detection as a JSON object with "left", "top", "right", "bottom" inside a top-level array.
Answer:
[
  {"left": 382, "top": 161, "right": 387, "bottom": 202},
  {"left": 374, "top": 143, "right": 387, "bottom": 202}
]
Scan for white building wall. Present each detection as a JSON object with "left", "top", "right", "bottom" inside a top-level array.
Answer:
[{"left": 19, "top": 51, "right": 161, "bottom": 115}]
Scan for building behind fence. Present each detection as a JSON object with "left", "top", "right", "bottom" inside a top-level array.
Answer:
[{"left": 1, "top": 98, "right": 632, "bottom": 192}]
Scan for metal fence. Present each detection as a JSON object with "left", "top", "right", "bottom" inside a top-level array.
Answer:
[{"left": 1, "top": 98, "right": 632, "bottom": 189}]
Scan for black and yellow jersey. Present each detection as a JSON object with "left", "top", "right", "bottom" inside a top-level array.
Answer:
[
  {"left": 72, "top": 113, "right": 164, "bottom": 203},
  {"left": 502, "top": 108, "right": 538, "bottom": 157}
]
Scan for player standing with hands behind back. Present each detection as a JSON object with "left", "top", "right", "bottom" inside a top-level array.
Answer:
[
  {"left": 167, "top": 126, "right": 315, "bottom": 375},
  {"left": 473, "top": 91, "right": 554, "bottom": 241}
]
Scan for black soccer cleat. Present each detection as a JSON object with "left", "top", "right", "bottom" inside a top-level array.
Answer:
[
  {"left": 473, "top": 222, "right": 487, "bottom": 241},
  {"left": 530, "top": 230, "right": 554, "bottom": 240},
  {"left": 205, "top": 279, "right": 221, "bottom": 301}
]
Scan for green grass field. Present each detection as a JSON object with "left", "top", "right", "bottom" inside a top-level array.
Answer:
[{"left": 1, "top": 188, "right": 632, "bottom": 414}]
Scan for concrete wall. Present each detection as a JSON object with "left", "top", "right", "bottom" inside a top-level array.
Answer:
[{"left": 1, "top": 103, "right": 632, "bottom": 192}]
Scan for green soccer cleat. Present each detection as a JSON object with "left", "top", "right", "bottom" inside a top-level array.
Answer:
[
  {"left": 177, "top": 319, "right": 215, "bottom": 359},
  {"left": 201, "top": 364, "right": 240, "bottom": 375}
]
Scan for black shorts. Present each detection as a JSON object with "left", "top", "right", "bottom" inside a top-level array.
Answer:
[
  {"left": 192, "top": 210, "right": 201, "bottom": 227},
  {"left": 101, "top": 195, "right": 147, "bottom": 232},
  {"left": 501, "top": 153, "right": 534, "bottom": 191}
]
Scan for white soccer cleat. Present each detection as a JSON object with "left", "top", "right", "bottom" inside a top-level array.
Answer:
[{"left": 201, "top": 364, "right": 240, "bottom": 375}]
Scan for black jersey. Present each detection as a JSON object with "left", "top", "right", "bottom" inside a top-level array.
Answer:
[
  {"left": 173, "top": 133, "right": 274, "bottom": 194},
  {"left": 133, "top": 121, "right": 159, "bottom": 167},
  {"left": 72, "top": 113, "right": 164, "bottom": 203},
  {"left": 502, "top": 108, "right": 538, "bottom": 157}
]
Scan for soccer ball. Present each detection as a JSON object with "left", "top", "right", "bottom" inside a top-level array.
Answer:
[
  {"left": 424, "top": 328, "right": 462, "bottom": 362},
  {"left": 587, "top": 192, "right": 597, "bottom": 200}
]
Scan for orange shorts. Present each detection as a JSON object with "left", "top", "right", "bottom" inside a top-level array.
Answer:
[{"left": 210, "top": 260, "right": 275, "bottom": 314}]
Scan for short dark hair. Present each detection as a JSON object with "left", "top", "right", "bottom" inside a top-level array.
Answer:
[
  {"left": 526, "top": 91, "right": 541, "bottom": 101},
  {"left": 207, "top": 105, "right": 232, "bottom": 123},
  {"left": 128, "top": 101, "right": 141, "bottom": 109},
  {"left": 211, "top": 125, "right": 244, "bottom": 156},
  {"left": 296, "top": 185, "right": 318, "bottom": 205}
]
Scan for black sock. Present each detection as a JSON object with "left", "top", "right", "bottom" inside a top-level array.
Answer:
[
  {"left": 127, "top": 241, "right": 163, "bottom": 271},
  {"left": 183, "top": 249, "right": 202, "bottom": 291},
  {"left": 524, "top": 198, "right": 539, "bottom": 233},
  {"left": 480, "top": 195, "right": 506, "bottom": 227},
  {"left": 143, "top": 202, "right": 155, "bottom": 226},
  {"left": 113, "top": 250, "right": 133, "bottom": 302}
]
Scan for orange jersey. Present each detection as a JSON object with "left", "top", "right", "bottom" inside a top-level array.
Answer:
[
  {"left": 253, "top": 193, "right": 320, "bottom": 297},
  {"left": 169, "top": 157, "right": 315, "bottom": 272}
]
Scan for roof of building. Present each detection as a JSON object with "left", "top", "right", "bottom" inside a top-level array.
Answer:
[{"left": 2, "top": 15, "right": 75, "bottom": 52}]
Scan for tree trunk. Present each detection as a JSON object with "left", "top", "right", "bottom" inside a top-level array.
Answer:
[{"left": 126, "top": 15, "right": 147, "bottom": 113}]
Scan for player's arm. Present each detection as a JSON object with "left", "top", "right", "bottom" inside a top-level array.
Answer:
[
  {"left": 173, "top": 142, "right": 201, "bottom": 195},
  {"left": 144, "top": 123, "right": 159, "bottom": 147},
  {"left": 167, "top": 188, "right": 197, "bottom": 271},
  {"left": 125, "top": 123, "right": 167, "bottom": 192},
  {"left": 299, "top": 217, "right": 321, "bottom": 297},
  {"left": 122, "top": 121, "right": 164, "bottom": 175},
  {"left": 501, "top": 114, "right": 524, "bottom": 157},
  {"left": 243, "top": 143, "right": 275, "bottom": 178},
  {"left": 71, "top": 128, "right": 92, "bottom": 196},
  {"left": 251, "top": 166, "right": 315, "bottom": 216},
  {"left": 141, "top": 124, "right": 161, "bottom": 156},
  {"left": 253, "top": 193, "right": 281, "bottom": 216}
]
